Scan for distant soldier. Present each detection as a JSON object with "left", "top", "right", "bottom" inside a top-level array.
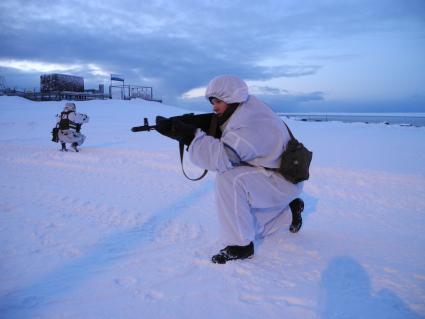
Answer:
[{"left": 55, "top": 102, "right": 89, "bottom": 152}]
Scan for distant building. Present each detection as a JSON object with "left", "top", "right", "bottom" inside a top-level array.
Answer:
[{"left": 40, "top": 74, "right": 84, "bottom": 93}]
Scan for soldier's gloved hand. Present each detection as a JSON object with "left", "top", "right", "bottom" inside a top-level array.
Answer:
[
  {"left": 172, "top": 119, "right": 197, "bottom": 146},
  {"left": 155, "top": 116, "right": 179, "bottom": 140},
  {"left": 155, "top": 116, "right": 197, "bottom": 146}
]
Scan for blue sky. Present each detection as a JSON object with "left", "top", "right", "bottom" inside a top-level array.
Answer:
[{"left": 1, "top": 0, "right": 424, "bottom": 112}]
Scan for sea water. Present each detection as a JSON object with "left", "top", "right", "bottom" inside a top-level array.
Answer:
[{"left": 279, "top": 113, "right": 425, "bottom": 127}]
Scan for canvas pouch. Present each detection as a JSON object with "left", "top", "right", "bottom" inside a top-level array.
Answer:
[{"left": 278, "top": 122, "right": 313, "bottom": 184}]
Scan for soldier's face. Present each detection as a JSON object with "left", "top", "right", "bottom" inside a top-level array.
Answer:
[{"left": 210, "top": 98, "right": 229, "bottom": 116}]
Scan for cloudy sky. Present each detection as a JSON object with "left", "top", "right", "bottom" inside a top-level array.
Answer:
[{"left": 1, "top": 0, "right": 424, "bottom": 112}]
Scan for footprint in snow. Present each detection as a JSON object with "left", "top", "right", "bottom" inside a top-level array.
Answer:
[
  {"left": 22, "top": 296, "right": 41, "bottom": 308},
  {"left": 114, "top": 277, "right": 138, "bottom": 287},
  {"left": 144, "top": 290, "right": 164, "bottom": 300}
]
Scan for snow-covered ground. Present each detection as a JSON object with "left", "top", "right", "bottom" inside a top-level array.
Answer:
[{"left": 1, "top": 96, "right": 424, "bottom": 319}]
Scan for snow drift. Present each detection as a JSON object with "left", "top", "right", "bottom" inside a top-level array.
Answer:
[{"left": 1, "top": 96, "right": 424, "bottom": 318}]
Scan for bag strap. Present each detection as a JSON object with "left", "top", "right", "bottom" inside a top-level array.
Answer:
[
  {"left": 282, "top": 121, "right": 296, "bottom": 140},
  {"left": 179, "top": 114, "right": 218, "bottom": 181},
  {"left": 61, "top": 110, "right": 73, "bottom": 117},
  {"left": 56, "top": 112, "right": 66, "bottom": 129}
]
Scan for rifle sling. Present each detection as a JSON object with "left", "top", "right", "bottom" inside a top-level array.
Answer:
[{"left": 179, "top": 114, "right": 218, "bottom": 181}]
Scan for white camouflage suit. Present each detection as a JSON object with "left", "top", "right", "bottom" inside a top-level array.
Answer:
[
  {"left": 56, "top": 103, "right": 89, "bottom": 146},
  {"left": 189, "top": 76, "right": 303, "bottom": 246}
]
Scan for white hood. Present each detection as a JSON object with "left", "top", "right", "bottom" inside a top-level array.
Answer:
[
  {"left": 63, "top": 102, "right": 76, "bottom": 112},
  {"left": 205, "top": 75, "right": 249, "bottom": 104}
]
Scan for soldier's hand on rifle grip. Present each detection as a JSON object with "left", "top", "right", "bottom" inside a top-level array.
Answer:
[
  {"left": 155, "top": 116, "right": 196, "bottom": 146},
  {"left": 155, "top": 116, "right": 176, "bottom": 138},
  {"left": 172, "top": 119, "right": 197, "bottom": 146}
]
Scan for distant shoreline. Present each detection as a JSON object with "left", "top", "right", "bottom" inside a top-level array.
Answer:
[{"left": 279, "top": 113, "right": 425, "bottom": 127}]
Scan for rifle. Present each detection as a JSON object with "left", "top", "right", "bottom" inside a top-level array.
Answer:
[
  {"left": 131, "top": 113, "right": 217, "bottom": 133},
  {"left": 131, "top": 113, "right": 220, "bottom": 181}
]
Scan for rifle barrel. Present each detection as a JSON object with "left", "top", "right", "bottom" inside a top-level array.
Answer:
[
  {"left": 131, "top": 125, "right": 156, "bottom": 132},
  {"left": 131, "top": 117, "right": 156, "bottom": 132}
]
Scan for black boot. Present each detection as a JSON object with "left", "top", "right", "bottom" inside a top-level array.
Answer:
[
  {"left": 60, "top": 142, "right": 67, "bottom": 152},
  {"left": 289, "top": 198, "right": 304, "bottom": 233},
  {"left": 211, "top": 242, "right": 254, "bottom": 264},
  {"left": 71, "top": 142, "right": 79, "bottom": 152}
]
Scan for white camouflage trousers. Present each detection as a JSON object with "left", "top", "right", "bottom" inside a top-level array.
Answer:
[
  {"left": 215, "top": 166, "right": 303, "bottom": 246},
  {"left": 58, "top": 130, "right": 86, "bottom": 146}
]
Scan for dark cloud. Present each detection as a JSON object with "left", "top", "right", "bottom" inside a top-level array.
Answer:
[
  {"left": 258, "top": 91, "right": 326, "bottom": 112},
  {"left": 1, "top": 0, "right": 424, "bottom": 110},
  {"left": 180, "top": 93, "right": 425, "bottom": 114},
  {"left": 175, "top": 88, "right": 326, "bottom": 113},
  {"left": 274, "top": 96, "right": 425, "bottom": 113}
]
